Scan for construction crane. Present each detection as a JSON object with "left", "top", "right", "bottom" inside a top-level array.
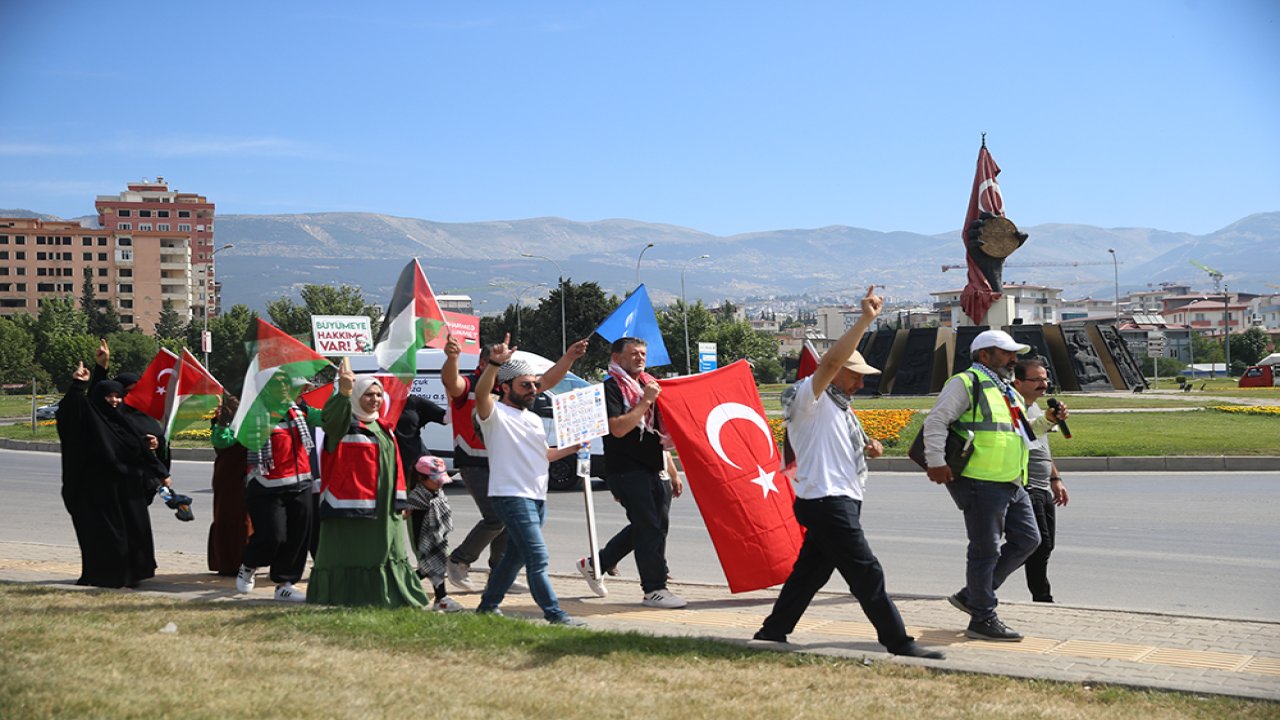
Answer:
[
  {"left": 1189, "top": 260, "right": 1223, "bottom": 293},
  {"left": 940, "top": 260, "right": 1117, "bottom": 272}
]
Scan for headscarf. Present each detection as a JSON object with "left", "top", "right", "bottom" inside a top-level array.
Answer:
[
  {"left": 113, "top": 372, "right": 141, "bottom": 391},
  {"left": 351, "top": 375, "right": 384, "bottom": 423},
  {"left": 86, "top": 379, "right": 151, "bottom": 477}
]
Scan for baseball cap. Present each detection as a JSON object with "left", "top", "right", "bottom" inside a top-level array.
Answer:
[
  {"left": 841, "top": 350, "right": 881, "bottom": 375},
  {"left": 970, "top": 329, "right": 1031, "bottom": 355}
]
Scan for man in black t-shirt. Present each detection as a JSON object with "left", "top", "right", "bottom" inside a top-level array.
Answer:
[{"left": 576, "top": 337, "right": 687, "bottom": 609}]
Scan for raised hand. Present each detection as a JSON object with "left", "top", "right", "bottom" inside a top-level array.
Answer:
[
  {"left": 565, "top": 337, "right": 589, "bottom": 361},
  {"left": 72, "top": 361, "right": 90, "bottom": 382},
  {"left": 444, "top": 331, "right": 461, "bottom": 359},
  {"left": 95, "top": 338, "right": 110, "bottom": 368},
  {"left": 490, "top": 333, "right": 516, "bottom": 365},
  {"left": 860, "top": 285, "right": 884, "bottom": 320},
  {"left": 338, "top": 356, "right": 355, "bottom": 396}
]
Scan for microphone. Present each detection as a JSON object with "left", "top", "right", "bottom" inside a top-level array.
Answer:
[{"left": 1046, "top": 398, "right": 1071, "bottom": 439}]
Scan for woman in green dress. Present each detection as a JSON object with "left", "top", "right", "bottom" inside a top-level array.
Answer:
[{"left": 307, "top": 359, "right": 429, "bottom": 608}]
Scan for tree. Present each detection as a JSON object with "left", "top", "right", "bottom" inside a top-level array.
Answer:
[
  {"left": 1141, "top": 355, "right": 1186, "bottom": 378},
  {"left": 657, "top": 299, "right": 717, "bottom": 376},
  {"left": 79, "top": 268, "right": 120, "bottom": 337},
  {"left": 267, "top": 284, "right": 381, "bottom": 342},
  {"left": 207, "top": 304, "right": 258, "bottom": 396},
  {"left": 266, "top": 297, "right": 312, "bottom": 338},
  {"left": 504, "top": 280, "right": 619, "bottom": 373},
  {"left": 713, "top": 319, "right": 783, "bottom": 383},
  {"left": 1191, "top": 333, "right": 1224, "bottom": 364},
  {"left": 154, "top": 299, "right": 186, "bottom": 341},
  {"left": 1229, "top": 327, "right": 1270, "bottom": 367},
  {"left": 105, "top": 331, "right": 160, "bottom": 377},
  {"left": 42, "top": 334, "right": 99, "bottom": 391},
  {"left": 0, "top": 317, "right": 38, "bottom": 387}
]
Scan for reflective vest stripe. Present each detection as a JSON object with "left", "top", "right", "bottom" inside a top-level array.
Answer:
[{"left": 319, "top": 489, "right": 376, "bottom": 510}]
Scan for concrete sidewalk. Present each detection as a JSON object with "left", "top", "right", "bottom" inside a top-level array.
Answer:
[{"left": 2, "top": 540, "right": 1276, "bottom": 701}]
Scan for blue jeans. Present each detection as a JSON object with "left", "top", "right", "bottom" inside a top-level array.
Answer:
[
  {"left": 478, "top": 496, "right": 566, "bottom": 622},
  {"left": 946, "top": 477, "right": 1040, "bottom": 622}
]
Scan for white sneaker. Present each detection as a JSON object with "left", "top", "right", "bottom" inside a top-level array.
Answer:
[
  {"left": 447, "top": 559, "right": 475, "bottom": 592},
  {"left": 274, "top": 583, "right": 305, "bottom": 603},
  {"left": 509, "top": 577, "right": 529, "bottom": 594},
  {"left": 434, "top": 596, "right": 465, "bottom": 613},
  {"left": 642, "top": 589, "right": 687, "bottom": 609},
  {"left": 576, "top": 557, "right": 608, "bottom": 598},
  {"left": 235, "top": 564, "right": 257, "bottom": 594}
]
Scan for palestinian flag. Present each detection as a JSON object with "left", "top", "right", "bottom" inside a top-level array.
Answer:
[
  {"left": 374, "top": 259, "right": 448, "bottom": 386},
  {"left": 231, "top": 319, "right": 331, "bottom": 451},
  {"left": 124, "top": 348, "right": 179, "bottom": 420},
  {"left": 163, "top": 349, "right": 224, "bottom": 438}
]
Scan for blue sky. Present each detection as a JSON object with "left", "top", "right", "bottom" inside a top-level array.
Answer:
[{"left": 2, "top": 1, "right": 1276, "bottom": 237}]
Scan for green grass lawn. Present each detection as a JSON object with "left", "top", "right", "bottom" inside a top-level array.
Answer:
[
  {"left": 1, "top": 585, "right": 1273, "bottom": 720},
  {"left": 0, "top": 395, "right": 58, "bottom": 418}
]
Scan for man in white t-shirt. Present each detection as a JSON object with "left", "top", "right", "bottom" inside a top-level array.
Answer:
[
  {"left": 753, "top": 286, "right": 944, "bottom": 660},
  {"left": 473, "top": 335, "right": 586, "bottom": 626}
]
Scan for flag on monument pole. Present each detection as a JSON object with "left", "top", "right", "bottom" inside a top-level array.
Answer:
[
  {"left": 163, "top": 349, "right": 224, "bottom": 438},
  {"left": 123, "top": 348, "right": 180, "bottom": 420},
  {"left": 231, "top": 320, "right": 331, "bottom": 451},
  {"left": 593, "top": 284, "right": 671, "bottom": 368},
  {"left": 960, "top": 140, "right": 1006, "bottom": 324},
  {"left": 656, "top": 360, "right": 803, "bottom": 592},
  {"left": 796, "top": 339, "right": 820, "bottom": 381}
]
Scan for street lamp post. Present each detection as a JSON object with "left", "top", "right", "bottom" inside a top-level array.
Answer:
[
  {"left": 681, "top": 254, "right": 710, "bottom": 375},
  {"left": 1223, "top": 285, "right": 1232, "bottom": 376},
  {"left": 635, "top": 242, "right": 654, "bottom": 288},
  {"left": 522, "top": 253, "right": 566, "bottom": 354},
  {"left": 203, "top": 243, "right": 234, "bottom": 367},
  {"left": 1107, "top": 248, "right": 1120, "bottom": 324}
]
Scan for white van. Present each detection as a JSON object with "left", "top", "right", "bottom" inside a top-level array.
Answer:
[{"left": 347, "top": 349, "right": 605, "bottom": 491}]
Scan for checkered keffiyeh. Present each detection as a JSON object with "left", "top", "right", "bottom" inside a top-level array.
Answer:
[
  {"left": 407, "top": 485, "right": 452, "bottom": 585},
  {"left": 496, "top": 357, "right": 539, "bottom": 383}
]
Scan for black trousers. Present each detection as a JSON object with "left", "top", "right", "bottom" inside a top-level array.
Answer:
[
  {"left": 760, "top": 496, "right": 913, "bottom": 652},
  {"left": 598, "top": 468, "right": 670, "bottom": 593},
  {"left": 1024, "top": 486, "right": 1056, "bottom": 602},
  {"left": 242, "top": 487, "right": 312, "bottom": 584}
]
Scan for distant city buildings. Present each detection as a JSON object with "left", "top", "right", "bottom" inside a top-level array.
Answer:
[{"left": 0, "top": 178, "right": 216, "bottom": 333}]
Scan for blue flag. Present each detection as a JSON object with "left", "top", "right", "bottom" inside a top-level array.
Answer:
[{"left": 594, "top": 284, "right": 671, "bottom": 368}]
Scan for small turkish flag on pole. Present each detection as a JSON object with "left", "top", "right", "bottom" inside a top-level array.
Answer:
[
  {"left": 960, "top": 138, "right": 1006, "bottom": 324},
  {"left": 124, "top": 348, "right": 180, "bottom": 420},
  {"left": 657, "top": 360, "right": 803, "bottom": 593}
]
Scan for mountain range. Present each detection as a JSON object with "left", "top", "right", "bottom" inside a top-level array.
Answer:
[{"left": 5, "top": 207, "right": 1277, "bottom": 314}]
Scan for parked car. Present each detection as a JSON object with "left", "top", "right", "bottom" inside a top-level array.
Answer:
[
  {"left": 35, "top": 402, "right": 59, "bottom": 421},
  {"left": 347, "top": 349, "right": 605, "bottom": 491}
]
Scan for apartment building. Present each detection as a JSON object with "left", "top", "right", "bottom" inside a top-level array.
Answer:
[
  {"left": 931, "top": 282, "right": 1064, "bottom": 327},
  {"left": 95, "top": 177, "right": 216, "bottom": 332},
  {"left": 0, "top": 219, "right": 115, "bottom": 317},
  {"left": 0, "top": 178, "right": 216, "bottom": 333}
]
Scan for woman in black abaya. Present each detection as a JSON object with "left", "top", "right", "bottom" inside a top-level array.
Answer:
[{"left": 56, "top": 358, "right": 169, "bottom": 588}]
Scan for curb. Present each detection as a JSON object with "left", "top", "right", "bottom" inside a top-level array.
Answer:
[{"left": 3, "top": 437, "right": 1277, "bottom": 471}]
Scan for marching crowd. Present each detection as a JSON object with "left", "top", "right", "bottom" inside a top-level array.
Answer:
[{"left": 56, "top": 286, "right": 1071, "bottom": 658}]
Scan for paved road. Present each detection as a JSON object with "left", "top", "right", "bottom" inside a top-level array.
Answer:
[{"left": 5, "top": 448, "right": 1277, "bottom": 620}]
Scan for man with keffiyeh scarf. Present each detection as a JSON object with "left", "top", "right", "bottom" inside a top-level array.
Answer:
[
  {"left": 235, "top": 371, "right": 321, "bottom": 602},
  {"left": 925, "top": 329, "right": 1069, "bottom": 642},
  {"left": 753, "top": 287, "right": 944, "bottom": 659},
  {"left": 575, "top": 337, "right": 687, "bottom": 609}
]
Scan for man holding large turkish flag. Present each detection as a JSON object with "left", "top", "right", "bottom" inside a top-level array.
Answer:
[
  {"left": 656, "top": 360, "right": 802, "bottom": 594},
  {"left": 753, "top": 286, "right": 945, "bottom": 660}
]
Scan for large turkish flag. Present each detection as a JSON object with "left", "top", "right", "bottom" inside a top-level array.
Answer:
[{"left": 657, "top": 360, "right": 803, "bottom": 593}]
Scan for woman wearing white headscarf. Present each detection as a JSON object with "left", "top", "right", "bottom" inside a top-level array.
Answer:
[{"left": 307, "top": 359, "right": 429, "bottom": 608}]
